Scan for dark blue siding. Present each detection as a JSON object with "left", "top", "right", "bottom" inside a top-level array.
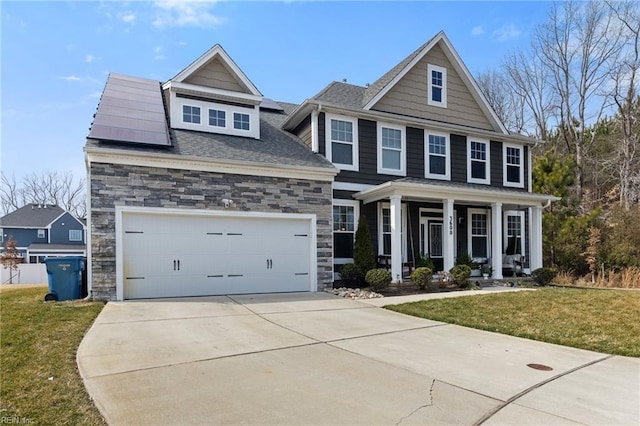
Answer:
[
  {"left": 50, "top": 213, "right": 85, "bottom": 244},
  {"left": 451, "top": 134, "right": 467, "bottom": 183},
  {"left": 407, "top": 127, "right": 424, "bottom": 178},
  {"left": 1, "top": 228, "right": 46, "bottom": 247}
]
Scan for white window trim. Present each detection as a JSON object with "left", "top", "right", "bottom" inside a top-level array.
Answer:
[
  {"left": 69, "top": 229, "right": 82, "bottom": 242},
  {"left": 467, "top": 208, "right": 491, "bottom": 260},
  {"left": 325, "top": 113, "right": 359, "bottom": 172},
  {"left": 425, "top": 130, "right": 450, "bottom": 180},
  {"left": 377, "top": 122, "right": 406, "bottom": 176},
  {"left": 207, "top": 108, "right": 227, "bottom": 128},
  {"left": 467, "top": 137, "right": 491, "bottom": 185},
  {"left": 169, "top": 92, "right": 260, "bottom": 139},
  {"left": 378, "top": 202, "right": 407, "bottom": 261},
  {"left": 333, "top": 199, "right": 360, "bottom": 263},
  {"left": 504, "top": 210, "right": 525, "bottom": 256},
  {"left": 427, "top": 64, "right": 447, "bottom": 108},
  {"left": 503, "top": 143, "right": 524, "bottom": 188},
  {"left": 37, "top": 229, "right": 45, "bottom": 239},
  {"left": 182, "top": 105, "right": 201, "bottom": 124}
]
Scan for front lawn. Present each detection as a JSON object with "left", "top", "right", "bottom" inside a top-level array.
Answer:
[
  {"left": 0, "top": 285, "right": 106, "bottom": 425},
  {"left": 386, "top": 288, "right": 640, "bottom": 357}
]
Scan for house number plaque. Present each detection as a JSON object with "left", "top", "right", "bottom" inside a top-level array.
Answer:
[{"left": 449, "top": 216, "right": 454, "bottom": 235}]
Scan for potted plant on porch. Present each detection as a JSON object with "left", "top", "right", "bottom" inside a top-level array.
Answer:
[{"left": 482, "top": 266, "right": 492, "bottom": 280}]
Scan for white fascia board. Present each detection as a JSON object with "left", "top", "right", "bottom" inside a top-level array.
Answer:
[
  {"left": 437, "top": 34, "right": 509, "bottom": 135},
  {"left": 163, "top": 81, "right": 263, "bottom": 104},
  {"left": 362, "top": 31, "right": 509, "bottom": 135},
  {"left": 170, "top": 44, "right": 262, "bottom": 97},
  {"left": 84, "top": 147, "right": 338, "bottom": 182},
  {"left": 363, "top": 32, "right": 443, "bottom": 110},
  {"left": 354, "top": 181, "right": 559, "bottom": 207}
]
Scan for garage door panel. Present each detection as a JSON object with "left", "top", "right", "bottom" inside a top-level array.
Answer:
[{"left": 122, "top": 212, "right": 313, "bottom": 299}]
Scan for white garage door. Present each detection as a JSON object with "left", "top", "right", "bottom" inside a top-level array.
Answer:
[{"left": 122, "top": 211, "right": 313, "bottom": 299}]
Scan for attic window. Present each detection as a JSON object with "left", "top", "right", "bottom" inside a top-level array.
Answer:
[
  {"left": 183, "top": 105, "right": 201, "bottom": 124},
  {"left": 427, "top": 64, "right": 447, "bottom": 108},
  {"left": 233, "top": 113, "right": 250, "bottom": 131},
  {"left": 37, "top": 229, "right": 45, "bottom": 239}
]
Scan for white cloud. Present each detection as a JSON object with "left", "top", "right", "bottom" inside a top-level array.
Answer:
[
  {"left": 84, "top": 54, "right": 100, "bottom": 64},
  {"left": 153, "top": 45, "right": 166, "bottom": 60},
  {"left": 471, "top": 26, "right": 485, "bottom": 36},
  {"left": 119, "top": 11, "right": 136, "bottom": 24},
  {"left": 152, "top": 1, "right": 225, "bottom": 29},
  {"left": 492, "top": 24, "right": 522, "bottom": 42},
  {"left": 60, "top": 75, "right": 82, "bottom": 82}
]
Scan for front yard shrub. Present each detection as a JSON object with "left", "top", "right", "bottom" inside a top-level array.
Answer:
[
  {"left": 455, "top": 253, "right": 474, "bottom": 268},
  {"left": 365, "top": 268, "right": 392, "bottom": 291},
  {"left": 411, "top": 267, "right": 433, "bottom": 290},
  {"left": 340, "top": 263, "right": 363, "bottom": 284},
  {"left": 450, "top": 264, "right": 472, "bottom": 287},
  {"left": 532, "top": 267, "right": 556, "bottom": 286},
  {"left": 354, "top": 215, "right": 376, "bottom": 274},
  {"left": 416, "top": 255, "right": 435, "bottom": 270}
]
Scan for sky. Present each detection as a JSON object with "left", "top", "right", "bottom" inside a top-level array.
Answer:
[{"left": 0, "top": 0, "right": 553, "bottom": 184}]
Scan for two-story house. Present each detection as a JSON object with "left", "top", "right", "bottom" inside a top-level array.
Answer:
[
  {"left": 85, "top": 31, "right": 556, "bottom": 301},
  {"left": 283, "top": 31, "right": 558, "bottom": 282},
  {"left": 0, "top": 203, "right": 86, "bottom": 263}
]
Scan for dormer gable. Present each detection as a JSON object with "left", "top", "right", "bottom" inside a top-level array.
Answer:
[
  {"left": 363, "top": 31, "right": 508, "bottom": 134},
  {"left": 163, "top": 44, "right": 263, "bottom": 139}
]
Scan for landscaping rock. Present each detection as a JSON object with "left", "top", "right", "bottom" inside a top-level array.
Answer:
[{"left": 324, "top": 287, "right": 384, "bottom": 299}]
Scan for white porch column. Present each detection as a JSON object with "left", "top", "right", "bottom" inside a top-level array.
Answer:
[
  {"left": 390, "top": 194, "right": 403, "bottom": 283},
  {"left": 443, "top": 199, "right": 455, "bottom": 272},
  {"left": 530, "top": 206, "right": 543, "bottom": 271},
  {"left": 491, "top": 202, "right": 503, "bottom": 279}
]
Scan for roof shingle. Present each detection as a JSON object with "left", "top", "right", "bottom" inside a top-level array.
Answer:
[{"left": 1, "top": 204, "right": 64, "bottom": 228}]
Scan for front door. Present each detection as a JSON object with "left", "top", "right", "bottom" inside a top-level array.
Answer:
[{"left": 420, "top": 218, "right": 444, "bottom": 272}]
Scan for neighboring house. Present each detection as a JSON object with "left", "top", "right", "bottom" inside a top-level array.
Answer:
[
  {"left": 85, "top": 31, "right": 557, "bottom": 301},
  {"left": 0, "top": 204, "right": 86, "bottom": 263}
]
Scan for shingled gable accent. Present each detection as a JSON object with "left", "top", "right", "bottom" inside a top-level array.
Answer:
[
  {"left": 169, "top": 44, "right": 262, "bottom": 97},
  {"left": 362, "top": 31, "right": 508, "bottom": 134}
]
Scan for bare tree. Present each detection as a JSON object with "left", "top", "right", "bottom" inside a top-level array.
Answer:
[
  {"left": 476, "top": 69, "right": 527, "bottom": 134},
  {"left": 0, "top": 171, "right": 86, "bottom": 218},
  {"left": 606, "top": 0, "right": 640, "bottom": 209},
  {"left": 503, "top": 49, "right": 556, "bottom": 140},
  {"left": 1, "top": 236, "right": 21, "bottom": 284},
  {"left": 535, "top": 0, "right": 625, "bottom": 201},
  {"left": 0, "top": 174, "right": 21, "bottom": 215}
]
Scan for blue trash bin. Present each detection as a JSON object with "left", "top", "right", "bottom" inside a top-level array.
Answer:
[{"left": 44, "top": 257, "right": 85, "bottom": 301}]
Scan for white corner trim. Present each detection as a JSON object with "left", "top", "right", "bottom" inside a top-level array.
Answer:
[{"left": 85, "top": 147, "right": 338, "bottom": 182}]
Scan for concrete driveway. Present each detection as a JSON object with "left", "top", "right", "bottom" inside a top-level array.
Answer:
[{"left": 77, "top": 292, "right": 640, "bottom": 425}]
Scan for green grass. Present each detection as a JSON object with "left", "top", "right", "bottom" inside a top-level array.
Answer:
[
  {"left": 386, "top": 288, "right": 640, "bottom": 357},
  {"left": 0, "top": 285, "right": 106, "bottom": 425}
]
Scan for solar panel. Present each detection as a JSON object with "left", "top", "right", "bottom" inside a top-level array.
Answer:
[
  {"left": 259, "top": 97, "right": 285, "bottom": 112},
  {"left": 88, "top": 73, "right": 171, "bottom": 146}
]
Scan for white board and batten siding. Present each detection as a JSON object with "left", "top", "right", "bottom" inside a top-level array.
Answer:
[{"left": 116, "top": 207, "right": 317, "bottom": 300}]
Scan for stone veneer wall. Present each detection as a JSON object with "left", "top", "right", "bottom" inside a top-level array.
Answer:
[{"left": 89, "top": 162, "right": 333, "bottom": 300}]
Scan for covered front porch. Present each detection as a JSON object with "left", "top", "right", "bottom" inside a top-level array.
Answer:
[{"left": 355, "top": 179, "right": 558, "bottom": 283}]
